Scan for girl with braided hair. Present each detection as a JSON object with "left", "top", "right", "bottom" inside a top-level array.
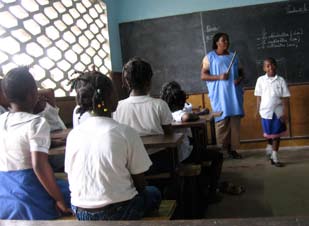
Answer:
[
  {"left": 0, "top": 66, "right": 71, "bottom": 219},
  {"left": 66, "top": 69, "right": 161, "bottom": 220}
]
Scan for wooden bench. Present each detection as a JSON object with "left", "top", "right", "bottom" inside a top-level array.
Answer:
[{"left": 58, "top": 200, "right": 176, "bottom": 221}]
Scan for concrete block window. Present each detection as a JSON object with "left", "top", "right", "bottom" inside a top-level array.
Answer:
[{"left": 0, "top": 0, "right": 111, "bottom": 97}]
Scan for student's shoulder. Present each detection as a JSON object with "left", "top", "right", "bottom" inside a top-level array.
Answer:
[
  {"left": 256, "top": 74, "right": 267, "bottom": 82},
  {"left": 276, "top": 75, "right": 287, "bottom": 82},
  {"left": 112, "top": 121, "right": 140, "bottom": 139}
]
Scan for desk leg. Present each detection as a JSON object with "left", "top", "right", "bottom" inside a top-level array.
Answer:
[{"left": 210, "top": 119, "right": 216, "bottom": 145}]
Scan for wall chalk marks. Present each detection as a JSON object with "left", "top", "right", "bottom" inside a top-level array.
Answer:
[{"left": 120, "top": 1, "right": 309, "bottom": 95}]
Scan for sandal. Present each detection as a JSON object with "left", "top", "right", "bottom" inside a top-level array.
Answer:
[{"left": 219, "top": 181, "right": 245, "bottom": 195}]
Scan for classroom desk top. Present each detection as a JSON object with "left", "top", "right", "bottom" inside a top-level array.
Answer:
[
  {"left": 171, "top": 118, "right": 207, "bottom": 128},
  {"left": 50, "top": 129, "right": 71, "bottom": 140},
  {"left": 49, "top": 132, "right": 184, "bottom": 156},
  {"left": 141, "top": 133, "right": 184, "bottom": 149},
  {"left": 2, "top": 216, "right": 308, "bottom": 226}
]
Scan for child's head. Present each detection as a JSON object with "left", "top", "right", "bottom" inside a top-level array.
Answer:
[
  {"left": 70, "top": 70, "right": 117, "bottom": 117},
  {"left": 0, "top": 79, "right": 9, "bottom": 108},
  {"left": 2, "top": 66, "right": 38, "bottom": 111},
  {"left": 122, "top": 57, "right": 153, "bottom": 93},
  {"left": 263, "top": 57, "right": 277, "bottom": 77},
  {"left": 160, "top": 81, "right": 187, "bottom": 112}
]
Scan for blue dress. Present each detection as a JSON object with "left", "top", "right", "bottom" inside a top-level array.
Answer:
[
  {"left": 0, "top": 112, "right": 70, "bottom": 220},
  {"left": 0, "top": 170, "right": 70, "bottom": 219},
  {"left": 205, "top": 50, "right": 244, "bottom": 122}
]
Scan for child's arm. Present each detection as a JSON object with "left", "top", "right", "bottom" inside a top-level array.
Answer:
[
  {"left": 181, "top": 112, "right": 199, "bottom": 122},
  {"left": 131, "top": 173, "right": 147, "bottom": 193},
  {"left": 31, "top": 151, "right": 71, "bottom": 214},
  {"left": 281, "top": 97, "right": 290, "bottom": 123},
  {"left": 256, "top": 96, "right": 261, "bottom": 118}
]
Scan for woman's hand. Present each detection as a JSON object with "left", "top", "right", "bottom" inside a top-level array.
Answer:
[
  {"left": 219, "top": 72, "right": 229, "bottom": 80},
  {"left": 280, "top": 114, "right": 287, "bottom": 123}
]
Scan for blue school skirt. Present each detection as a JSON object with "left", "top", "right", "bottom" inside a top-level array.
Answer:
[
  {"left": 261, "top": 113, "right": 287, "bottom": 139},
  {"left": 0, "top": 169, "right": 70, "bottom": 220}
]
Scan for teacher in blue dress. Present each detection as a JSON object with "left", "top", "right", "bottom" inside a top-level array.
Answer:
[{"left": 201, "top": 32, "right": 244, "bottom": 159}]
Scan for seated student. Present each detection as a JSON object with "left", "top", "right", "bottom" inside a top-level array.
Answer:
[
  {"left": 66, "top": 69, "right": 161, "bottom": 220},
  {"left": 0, "top": 79, "right": 9, "bottom": 114},
  {"left": 113, "top": 57, "right": 174, "bottom": 173},
  {"left": 71, "top": 69, "right": 93, "bottom": 128},
  {"left": 34, "top": 89, "right": 67, "bottom": 132},
  {"left": 160, "top": 81, "right": 223, "bottom": 204},
  {"left": 0, "top": 66, "right": 71, "bottom": 220},
  {"left": 33, "top": 89, "right": 67, "bottom": 172},
  {"left": 113, "top": 57, "right": 173, "bottom": 136}
]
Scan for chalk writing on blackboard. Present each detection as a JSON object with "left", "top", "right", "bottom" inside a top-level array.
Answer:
[
  {"left": 256, "top": 28, "right": 304, "bottom": 49},
  {"left": 205, "top": 24, "right": 220, "bottom": 43},
  {"left": 286, "top": 3, "right": 308, "bottom": 14}
]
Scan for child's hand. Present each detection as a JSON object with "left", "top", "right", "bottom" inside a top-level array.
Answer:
[
  {"left": 219, "top": 73, "right": 229, "bottom": 80},
  {"left": 254, "top": 112, "right": 260, "bottom": 119},
  {"left": 33, "top": 95, "right": 47, "bottom": 114},
  {"left": 280, "top": 114, "right": 287, "bottom": 123},
  {"left": 56, "top": 200, "right": 72, "bottom": 215}
]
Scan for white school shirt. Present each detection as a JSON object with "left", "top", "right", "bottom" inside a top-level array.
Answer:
[
  {"left": 172, "top": 110, "right": 193, "bottom": 162},
  {"left": 113, "top": 95, "right": 173, "bottom": 136},
  {"left": 72, "top": 105, "right": 91, "bottom": 128},
  {"left": 38, "top": 102, "right": 66, "bottom": 132},
  {"left": 65, "top": 116, "right": 152, "bottom": 208},
  {"left": 0, "top": 112, "right": 50, "bottom": 171},
  {"left": 254, "top": 74, "right": 290, "bottom": 119}
]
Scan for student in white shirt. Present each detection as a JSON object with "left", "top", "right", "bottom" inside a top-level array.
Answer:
[
  {"left": 66, "top": 69, "right": 161, "bottom": 220},
  {"left": 254, "top": 57, "right": 290, "bottom": 167},
  {"left": 160, "top": 81, "right": 223, "bottom": 204},
  {"left": 0, "top": 66, "right": 70, "bottom": 219},
  {"left": 113, "top": 57, "right": 174, "bottom": 174}
]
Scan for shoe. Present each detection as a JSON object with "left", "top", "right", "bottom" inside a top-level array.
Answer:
[
  {"left": 270, "top": 159, "right": 284, "bottom": 167},
  {"left": 219, "top": 181, "right": 245, "bottom": 195},
  {"left": 228, "top": 150, "right": 242, "bottom": 159}
]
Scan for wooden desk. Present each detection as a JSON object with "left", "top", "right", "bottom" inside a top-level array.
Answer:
[
  {"left": 50, "top": 129, "right": 71, "bottom": 140},
  {"left": 199, "top": 111, "right": 222, "bottom": 145},
  {"left": 141, "top": 133, "right": 184, "bottom": 170},
  {"left": 141, "top": 133, "right": 184, "bottom": 150},
  {"left": 172, "top": 118, "right": 207, "bottom": 163},
  {"left": 49, "top": 131, "right": 184, "bottom": 158},
  {"left": 2, "top": 216, "right": 309, "bottom": 226},
  {"left": 49, "top": 129, "right": 71, "bottom": 156}
]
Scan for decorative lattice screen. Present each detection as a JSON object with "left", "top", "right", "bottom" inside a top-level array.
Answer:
[{"left": 0, "top": 0, "right": 111, "bottom": 97}]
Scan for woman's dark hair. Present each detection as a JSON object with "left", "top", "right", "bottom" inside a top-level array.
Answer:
[
  {"left": 69, "top": 70, "right": 114, "bottom": 117},
  {"left": 122, "top": 57, "right": 153, "bottom": 91},
  {"left": 160, "top": 81, "right": 186, "bottom": 112},
  {"left": 264, "top": 57, "right": 277, "bottom": 67},
  {"left": 212, "top": 32, "right": 229, "bottom": 50},
  {"left": 2, "top": 66, "right": 37, "bottom": 104}
]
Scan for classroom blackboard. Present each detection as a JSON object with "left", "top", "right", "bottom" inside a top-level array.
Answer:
[{"left": 119, "top": 1, "right": 309, "bottom": 95}]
